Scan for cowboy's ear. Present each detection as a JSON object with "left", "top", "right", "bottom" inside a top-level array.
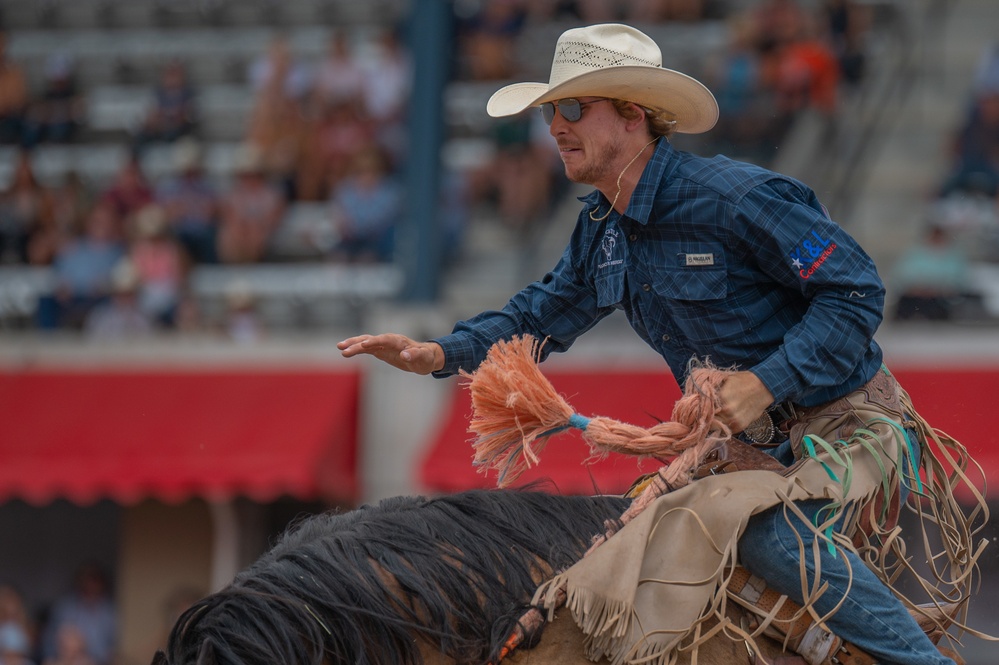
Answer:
[{"left": 623, "top": 103, "right": 650, "bottom": 132}]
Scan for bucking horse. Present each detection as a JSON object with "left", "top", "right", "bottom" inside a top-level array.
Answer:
[{"left": 152, "top": 488, "right": 794, "bottom": 665}]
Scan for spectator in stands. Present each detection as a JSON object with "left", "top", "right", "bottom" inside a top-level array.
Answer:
[
  {"left": 361, "top": 27, "right": 412, "bottom": 167},
  {"left": 621, "top": 0, "right": 712, "bottom": 22},
  {"left": 29, "top": 170, "right": 92, "bottom": 267},
  {"left": 128, "top": 204, "right": 187, "bottom": 327},
  {"left": 35, "top": 201, "right": 125, "bottom": 330},
  {"left": 821, "top": 0, "right": 871, "bottom": 87},
  {"left": 0, "top": 585, "right": 35, "bottom": 664},
  {"left": 217, "top": 144, "right": 285, "bottom": 264},
  {"left": 311, "top": 30, "right": 366, "bottom": 109},
  {"left": 40, "top": 622, "right": 95, "bottom": 665},
  {"left": 703, "top": 14, "right": 771, "bottom": 161},
  {"left": 891, "top": 223, "right": 975, "bottom": 322},
  {"left": 83, "top": 259, "right": 154, "bottom": 340},
  {"left": 40, "top": 564, "right": 116, "bottom": 665},
  {"left": 246, "top": 33, "right": 311, "bottom": 199},
  {"left": 223, "top": 279, "right": 265, "bottom": 344},
  {"left": 0, "top": 150, "right": 53, "bottom": 265},
  {"left": 457, "top": 0, "right": 528, "bottom": 81},
  {"left": 940, "top": 84, "right": 999, "bottom": 198},
  {"left": 759, "top": 6, "right": 840, "bottom": 137},
  {"left": 132, "top": 59, "right": 198, "bottom": 153},
  {"left": 328, "top": 146, "right": 401, "bottom": 263},
  {"left": 99, "top": 153, "right": 154, "bottom": 238},
  {"left": 248, "top": 32, "right": 312, "bottom": 100},
  {"left": 524, "top": 0, "right": 615, "bottom": 22},
  {"left": 22, "top": 52, "right": 84, "bottom": 148},
  {"left": 0, "top": 622, "right": 35, "bottom": 665},
  {"left": 0, "top": 31, "right": 28, "bottom": 145},
  {"left": 482, "top": 112, "right": 563, "bottom": 233},
  {"left": 297, "top": 99, "right": 375, "bottom": 201},
  {"left": 155, "top": 139, "right": 219, "bottom": 263}
]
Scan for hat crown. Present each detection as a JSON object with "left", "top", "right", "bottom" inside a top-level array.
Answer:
[{"left": 549, "top": 24, "right": 662, "bottom": 87}]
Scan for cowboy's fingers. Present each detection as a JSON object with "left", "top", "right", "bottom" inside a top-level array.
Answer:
[{"left": 337, "top": 333, "right": 408, "bottom": 357}]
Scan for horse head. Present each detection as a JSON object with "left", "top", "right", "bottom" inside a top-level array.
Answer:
[{"left": 154, "top": 490, "right": 630, "bottom": 665}]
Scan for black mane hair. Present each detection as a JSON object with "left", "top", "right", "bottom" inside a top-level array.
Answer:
[{"left": 162, "top": 489, "right": 630, "bottom": 665}]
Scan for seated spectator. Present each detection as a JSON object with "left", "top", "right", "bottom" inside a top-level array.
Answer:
[
  {"left": 0, "top": 31, "right": 28, "bottom": 145},
  {"left": 155, "top": 139, "right": 219, "bottom": 264},
  {"left": 766, "top": 11, "right": 840, "bottom": 121},
  {"left": 822, "top": 0, "right": 872, "bottom": 87},
  {"left": 703, "top": 14, "right": 773, "bottom": 161},
  {"left": 40, "top": 564, "right": 115, "bottom": 665},
  {"left": 621, "top": 0, "right": 711, "bottom": 22},
  {"left": 328, "top": 147, "right": 402, "bottom": 263},
  {"left": 247, "top": 33, "right": 312, "bottom": 100},
  {"left": 296, "top": 99, "right": 374, "bottom": 201},
  {"left": 30, "top": 170, "right": 93, "bottom": 266},
  {"left": 217, "top": 145, "right": 285, "bottom": 264},
  {"left": 361, "top": 27, "right": 412, "bottom": 167},
  {"left": 22, "top": 52, "right": 84, "bottom": 148},
  {"left": 132, "top": 59, "right": 198, "bottom": 153},
  {"left": 40, "top": 622, "right": 94, "bottom": 665},
  {"left": 83, "top": 259, "right": 154, "bottom": 340},
  {"left": 0, "top": 149, "right": 53, "bottom": 265},
  {"left": 457, "top": 0, "right": 528, "bottom": 81},
  {"left": 0, "top": 584, "right": 35, "bottom": 665},
  {"left": 891, "top": 224, "right": 976, "bottom": 322},
  {"left": 940, "top": 84, "right": 999, "bottom": 198},
  {"left": 0, "top": 622, "right": 35, "bottom": 665},
  {"left": 479, "top": 112, "right": 563, "bottom": 232},
  {"left": 35, "top": 202, "right": 125, "bottom": 330},
  {"left": 223, "top": 279, "right": 265, "bottom": 344},
  {"left": 311, "top": 30, "right": 365, "bottom": 108},
  {"left": 128, "top": 204, "right": 187, "bottom": 327},
  {"left": 99, "top": 154, "right": 154, "bottom": 237},
  {"left": 246, "top": 33, "right": 311, "bottom": 198}
]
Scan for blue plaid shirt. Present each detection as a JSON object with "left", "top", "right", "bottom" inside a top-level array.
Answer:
[{"left": 433, "top": 140, "right": 885, "bottom": 407}]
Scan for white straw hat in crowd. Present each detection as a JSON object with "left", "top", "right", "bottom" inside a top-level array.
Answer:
[{"left": 486, "top": 23, "right": 719, "bottom": 134}]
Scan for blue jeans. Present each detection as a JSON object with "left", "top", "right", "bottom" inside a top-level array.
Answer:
[{"left": 739, "top": 436, "right": 953, "bottom": 665}]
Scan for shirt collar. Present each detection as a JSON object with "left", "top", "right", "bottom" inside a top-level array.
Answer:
[{"left": 578, "top": 138, "right": 675, "bottom": 226}]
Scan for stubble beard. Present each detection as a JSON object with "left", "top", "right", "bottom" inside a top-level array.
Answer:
[{"left": 563, "top": 139, "right": 625, "bottom": 188}]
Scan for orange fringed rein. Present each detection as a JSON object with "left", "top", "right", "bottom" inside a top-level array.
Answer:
[{"left": 462, "top": 334, "right": 734, "bottom": 489}]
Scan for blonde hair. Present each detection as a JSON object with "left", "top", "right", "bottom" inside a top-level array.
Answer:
[{"left": 610, "top": 99, "right": 678, "bottom": 139}]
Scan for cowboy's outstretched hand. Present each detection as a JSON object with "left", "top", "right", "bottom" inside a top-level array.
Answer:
[
  {"left": 714, "top": 370, "right": 775, "bottom": 434},
  {"left": 337, "top": 333, "right": 444, "bottom": 375}
]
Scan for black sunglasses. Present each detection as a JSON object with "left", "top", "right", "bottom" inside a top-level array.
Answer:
[{"left": 539, "top": 98, "right": 608, "bottom": 125}]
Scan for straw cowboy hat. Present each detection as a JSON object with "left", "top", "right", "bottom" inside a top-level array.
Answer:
[{"left": 486, "top": 23, "right": 719, "bottom": 134}]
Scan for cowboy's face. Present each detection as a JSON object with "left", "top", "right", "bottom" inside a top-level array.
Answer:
[{"left": 548, "top": 97, "right": 627, "bottom": 189}]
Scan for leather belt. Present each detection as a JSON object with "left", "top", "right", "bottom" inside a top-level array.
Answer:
[{"left": 741, "top": 400, "right": 799, "bottom": 446}]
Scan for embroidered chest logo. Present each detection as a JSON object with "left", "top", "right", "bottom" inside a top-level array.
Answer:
[
  {"left": 598, "top": 228, "right": 624, "bottom": 269},
  {"left": 790, "top": 230, "right": 837, "bottom": 279}
]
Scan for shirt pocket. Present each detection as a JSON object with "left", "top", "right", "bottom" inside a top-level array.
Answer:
[
  {"left": 652, "top": 266, "right": 729, "bottom": 302},
  {"left": 595, "top": 270, "right": 626, "bottom": 308}
]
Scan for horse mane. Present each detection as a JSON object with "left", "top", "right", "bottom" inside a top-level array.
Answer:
[{"left": 163, "top": 489, "right": 630, "bottom": 665}]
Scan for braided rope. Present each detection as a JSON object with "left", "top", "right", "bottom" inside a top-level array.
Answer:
[{"left": 463, "top": 335, "right": 732, "bottom": 489}]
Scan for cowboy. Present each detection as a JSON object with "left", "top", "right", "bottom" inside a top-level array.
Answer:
[{"left": 339, "top": 23, "right": 975, "bottom": 665}]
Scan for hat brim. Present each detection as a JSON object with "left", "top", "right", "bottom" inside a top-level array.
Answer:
[{"left": 486, "top": 65, "right": 719, "bottom": 135}]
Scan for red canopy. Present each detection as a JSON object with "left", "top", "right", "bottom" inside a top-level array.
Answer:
[
  {"left": 0, "top": 367, "right": 360, "bottom": 506},
  {"left": 421, "top": 366, "right": 997, "bottom": 499}
]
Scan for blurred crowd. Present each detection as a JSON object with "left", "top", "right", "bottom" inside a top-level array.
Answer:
[
  {"left": 1, "top": 565, "right": 115, "bottom": 665},
  {"left": 4, "top": 0, "right": 994, "bottom": 334},
  {"left": 889, "top": 42, "right": 999, "bottom": 323}
]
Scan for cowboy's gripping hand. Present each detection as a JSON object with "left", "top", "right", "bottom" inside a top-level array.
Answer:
[
  {"left": 337, "top": 333, "right": 445, "bottom": 375},
  {"left": 714, "top": 370, "right": 775, "bottom": 434}
]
